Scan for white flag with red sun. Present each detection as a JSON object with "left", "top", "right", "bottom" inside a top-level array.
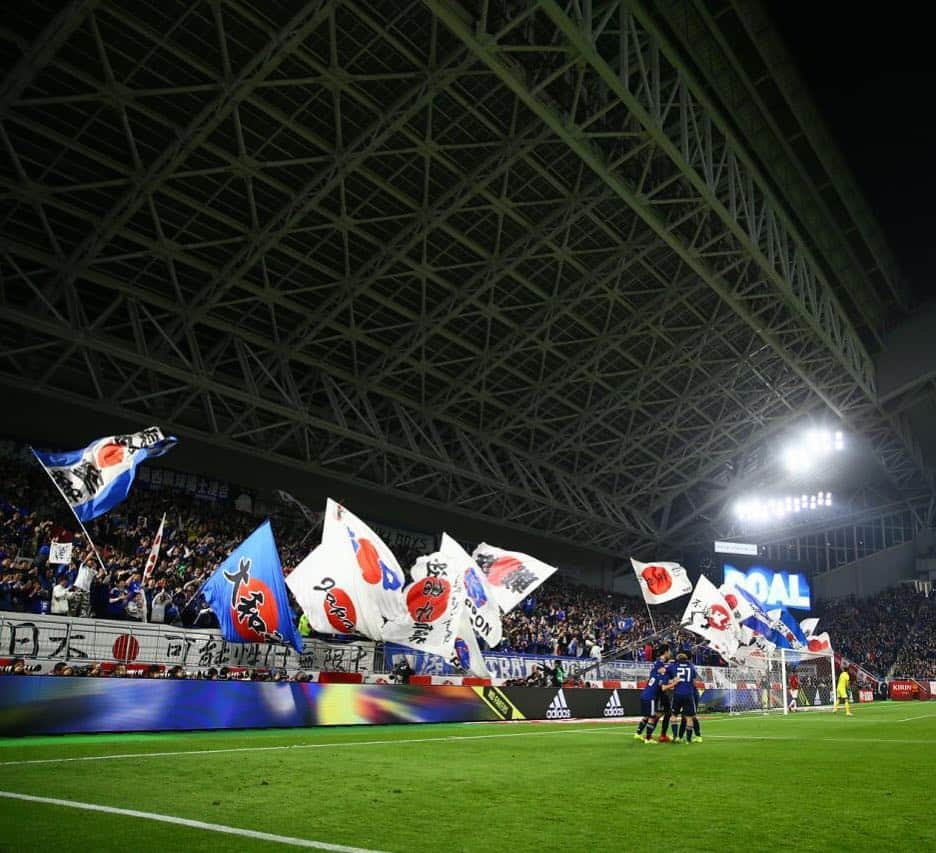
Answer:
[
  {"left": 680, "top": 574, "right": 741, "bottom": 659},
  {"left": 322, "top": 498, "right": 406, "bottom": 635},
  {"left": 630, "top": 558, "right": 693, "bottom": 605},
  {"left": 286, "top": 537, "right": 375, "bottom": 639},
  {"left": 381, "top": 542, "right": 466, "bottom": 658}
]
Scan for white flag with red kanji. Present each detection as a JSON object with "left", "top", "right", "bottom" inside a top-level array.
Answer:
[
  {"left": 381, "top": 543, "right": 466, "bottom": 659},
  {"left": 681, "top": 575, "right": 741, "bottom": 658},
  {"left": 630, "top": 558, "right": 693, "bottom": 605},
  {"left": 471, "top": 543, "right": 557, "bottom": 614}
]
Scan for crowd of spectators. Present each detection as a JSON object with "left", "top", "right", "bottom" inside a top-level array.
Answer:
[
  {"left": 814, "top": 585, "right": 933, "bottom": 678},
  {"left": 0, "top": 448, "right": 310, "bottom": 629},
  {"left": 889, "top": 592, "right": 936, "bottom": 679},
  {"left": 497, "top": 579, "right": 727, "bottom": 667},
  {"left": 2, "top": 441, "right": 935, "bottom": 680}
]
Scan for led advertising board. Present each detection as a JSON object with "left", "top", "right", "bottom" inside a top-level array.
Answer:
[{"left": 723, "top": 562, "right": 811, "bottom": 610}]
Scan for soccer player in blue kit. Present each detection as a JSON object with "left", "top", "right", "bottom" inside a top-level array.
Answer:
[
  {"left": 665, "top": 652, "right": 706, "bottom": 743},
  {"left": 634, "top": 647, "right": 672, "bottom": 744}
]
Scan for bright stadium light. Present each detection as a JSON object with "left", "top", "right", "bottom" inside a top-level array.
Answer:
[
  {"left": 781, "top": 427, "right": 845, "bottom": 473},
  {"left": 734, "top": 490, "right": 835, "bottom": 525}
]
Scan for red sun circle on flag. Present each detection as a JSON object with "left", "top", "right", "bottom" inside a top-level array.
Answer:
[
  {"left": 112, "top": 634, "right": 139, "bottom": 661},
  {"left": 487, "top": 556, "right": 522, "bottom": 586},
  {"left": 723, "top": 592, "right": 738, "bottom": 609},
  {"left": 232, "top": 577, "right": 278, "bottom": 641},
  {"left": 706, "top": 604, "right": 731, "bottom": 631},
  {"left": 807, "top": 637, "right": 829, "bottom": 652},
  {"left": 96, "top": 443, "right": 126, "bottom": 468},
  {"left": 354, "top": 537, "right": 382, "bottom": 586},
  {"left": 641, "top": 565, "right": 672, "bottom": 596},
  {"left": 406, "top": 577, "right": 451, "bottom": 622},
  {"left": 324, "top": 588, "right": 357, "bottom": 633}
]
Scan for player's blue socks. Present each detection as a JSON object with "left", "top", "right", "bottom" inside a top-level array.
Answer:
[
  {"left": 637, "top": 720, "right": 646, "bottom": 734},
  {"left": 678, "top": 720, "right": 686, "bottom": 740},
  {"left": 645, "top": 723, "right": 656, "bottom": 739},
  {"left": 661, "top": 715, "right": 670, "bottom": 737},
  {"left": 693, "top": 719, "right": 701, "bottom": 737}
]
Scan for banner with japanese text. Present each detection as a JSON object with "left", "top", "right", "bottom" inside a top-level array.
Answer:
[{"left": 0, "top": 612, "right": 375, "bottom": 675}]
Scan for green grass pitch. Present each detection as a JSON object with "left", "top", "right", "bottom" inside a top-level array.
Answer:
[{"left": 0, "top": 702, "right": 933, "bottom": 852}]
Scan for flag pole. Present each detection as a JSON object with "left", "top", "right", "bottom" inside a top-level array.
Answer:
[
  {"left": 644, "top": 599, "right": 656, "bottom": 634},
  {"left": 30, "top": 447, "right": 108, "bottom": 576}
]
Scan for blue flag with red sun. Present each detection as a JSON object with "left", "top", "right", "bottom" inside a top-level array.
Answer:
[{"left": 202, "top": 521, "right": 303, "bottom": 652}]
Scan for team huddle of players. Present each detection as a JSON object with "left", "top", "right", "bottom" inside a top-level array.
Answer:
[
  {"left": 636, "top": 648, "right": 855, "bottom": 742},
  {"left": 634, "top": 648, "right": 705, "bottom": 744}
]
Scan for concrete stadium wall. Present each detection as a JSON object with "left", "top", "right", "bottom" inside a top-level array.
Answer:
[{"left": 813, "top": 540, "right": 917, "bottom": 601}]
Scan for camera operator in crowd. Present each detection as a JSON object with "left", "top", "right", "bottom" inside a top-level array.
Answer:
[{"left": 391, "top": 657, "right": 415, "bottom": 684}]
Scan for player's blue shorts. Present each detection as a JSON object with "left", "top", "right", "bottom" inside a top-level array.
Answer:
[
  {"left": 640, "top": 698, "right": 657, "bottom": 718},
  {"left": 672, "top": 693, "right": 696, "bottom": 716}
]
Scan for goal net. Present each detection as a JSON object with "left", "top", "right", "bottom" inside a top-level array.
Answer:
[
  {"left": 701, "top": 649, "right": 836, "bottom": 715},
  {"left": 782, "top": 648, "right": 837, "bottom": 714}
]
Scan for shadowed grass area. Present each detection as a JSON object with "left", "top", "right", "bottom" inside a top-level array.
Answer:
[{"left": 0, "top": 703, "right": 934, "bottom": 852}]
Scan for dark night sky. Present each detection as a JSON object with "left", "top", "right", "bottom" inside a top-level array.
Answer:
[{"left": 767, "top": 5, "right": 936, "bottom": 308}]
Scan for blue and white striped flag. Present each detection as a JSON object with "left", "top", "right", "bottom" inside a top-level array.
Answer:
[{"left": 33, "top": 427, "right": 176, "bottom": 522}]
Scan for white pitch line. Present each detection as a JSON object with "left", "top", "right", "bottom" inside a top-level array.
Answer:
[
  {"left": 705, "top": 734, "right": 935, "bottom": 745},
  {"left": 0, "top": 725, "right": 627, "bottom": 768},
  {"left": 0, "top": 790, "right": 388, "bottom": 853},
  {"left": 897, "top": 713, "right": 936, "bottom": 722}
]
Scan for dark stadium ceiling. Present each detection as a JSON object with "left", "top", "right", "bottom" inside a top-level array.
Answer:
[{"left": 1, "top": 0, "right": 933, "bottom": 558}]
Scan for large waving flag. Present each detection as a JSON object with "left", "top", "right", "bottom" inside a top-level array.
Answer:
[
  {"left": 471, "top": 543, "right": 557, "bottom": 613},
  {"left": 735, "top": 586, "right": 791, "bottom": 650},
  {"left": 630, "top": 558, "right": 693, "bottom": 605},
  {"left": 767, "top": 607, "right": 807, "bottom": 650},
  {"left": 322, "top": 499, "right": 405, "bottom": 626},
  {"left": 680, "top": 575, "right": 741, "bottom": 658},
  {"left": 33, "top": 427, "right": 176, "bottom": 522},
  {"left": 286, "top": 538, "right": 378, "bottom": 639},
  {"left": 382, "top": 543, "right": 466, "bottom": 659},
  {"left": 441, "top": 533, "right": 503, "bottom": 648},
  {"left": 451, "top": 608, "right": 492, "bottom": 679},
  {"left": 202, "top": 521, "right": 303, "bottom": 652},
  {"left": 719, "top": 582, "right": 755, "bottom": 645}
]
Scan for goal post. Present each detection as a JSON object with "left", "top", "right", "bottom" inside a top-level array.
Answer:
[
  {"left": 705, "top": 648, "right": 836, "bottom": 715},
  {"left": 701, "top": 657, "right": 786, "bottom": 714},
  {"left": 781, "top": 647, "right": 836, "bottom": 714}
]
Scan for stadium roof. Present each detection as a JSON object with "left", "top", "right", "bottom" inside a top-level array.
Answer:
[{"left": 1, "top": 0, "right": 932, "bottom": 559}]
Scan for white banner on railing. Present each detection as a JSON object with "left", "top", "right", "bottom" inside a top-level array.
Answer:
[
  {"left": 49, "top": 541, "right": 73, "bottom": 565},
  {"left": 0, "top": 613, "right": 375, "bottom": 675}
]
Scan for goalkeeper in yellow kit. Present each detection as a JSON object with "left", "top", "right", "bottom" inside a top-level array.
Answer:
[{"left": 833, "top": 667, "right": 853, "bottom": 716}]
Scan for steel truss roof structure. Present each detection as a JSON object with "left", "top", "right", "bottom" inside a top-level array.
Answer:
[{"left": 1, "top": 0, "right": 931, "bottom": 557}]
